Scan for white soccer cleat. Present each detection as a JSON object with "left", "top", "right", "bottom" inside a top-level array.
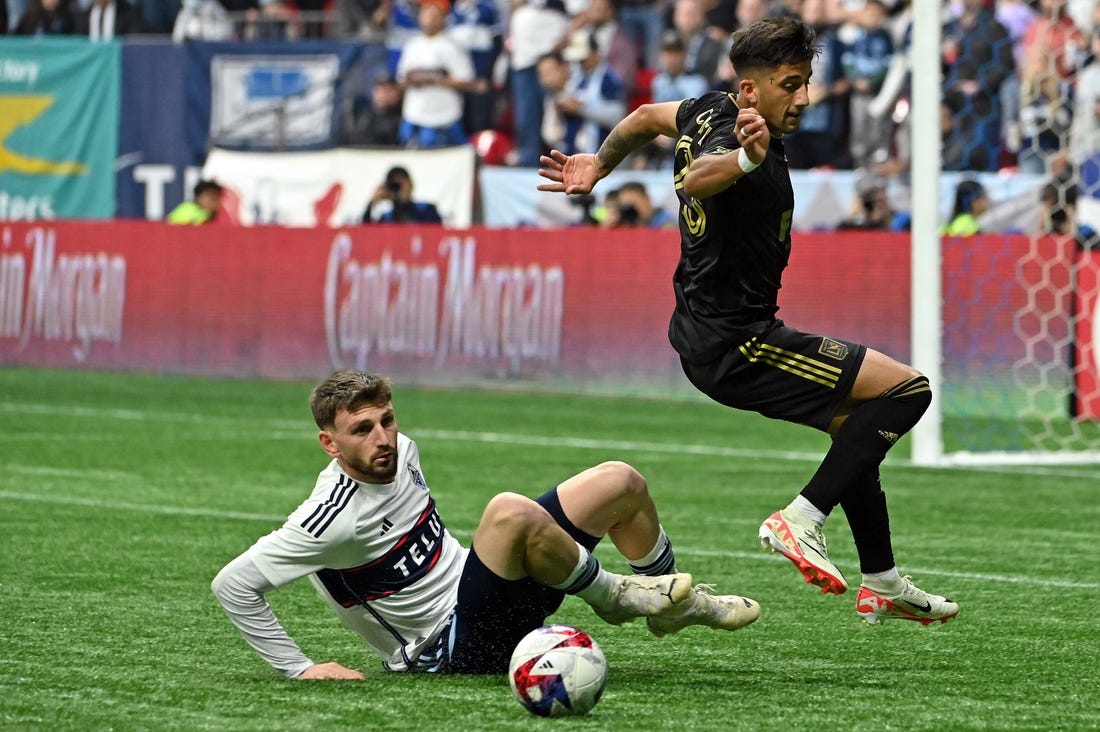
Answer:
[
  {"left": 759, "top": 508, "right": 848, "bottom": 594},
  {"left": 593, "top": 572, "right": 692, "bottom": 626},
  {"left": 645, "top": 584, "right": 761, "bottom": 637},
  {"left": 856, "top": 576, "right": 959, "bottom": 626}
]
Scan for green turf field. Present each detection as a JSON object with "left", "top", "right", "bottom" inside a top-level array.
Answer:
[{"left": 1, "top": 367, "right": 1097, "bottom": 731}]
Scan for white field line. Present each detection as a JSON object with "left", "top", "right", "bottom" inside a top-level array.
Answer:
[
  {"left": 4, "top": 401, "right": 1100, "bottom": 479},
  {"left": 1, "top": 489, "right": 1097, "bottom": 591}
]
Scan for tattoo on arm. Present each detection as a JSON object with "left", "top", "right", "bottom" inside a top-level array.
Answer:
[{"left": 596, "top": 127, "right": 657, "bottom": 173}]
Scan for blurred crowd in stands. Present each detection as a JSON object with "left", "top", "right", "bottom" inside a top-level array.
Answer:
[{"left": 3, "top": 0, "right": 1099, "bottom": 237}]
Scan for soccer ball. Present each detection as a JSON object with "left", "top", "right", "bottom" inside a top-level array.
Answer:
[{"left": 508, "top": 624, "right": 608, "bottom": 717}]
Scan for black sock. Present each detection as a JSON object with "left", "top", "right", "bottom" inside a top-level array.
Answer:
[
  {"left": 801, "top": 375, "right": 931, "bottom": 511},
  {"left": 839, "top": 471, "right": 895, "bottom": 574}
]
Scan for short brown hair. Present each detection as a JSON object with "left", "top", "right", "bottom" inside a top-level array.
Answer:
[
  {"left": 728, "top": 16, "right": 818, "bottom": 76},
  {"left": 310, "top": 370, "right": 393, "bottom": 428}
]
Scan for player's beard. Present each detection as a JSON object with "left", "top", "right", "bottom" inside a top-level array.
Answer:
[{"left": 345, "top": 450, "right": 398, "bottom": 483}]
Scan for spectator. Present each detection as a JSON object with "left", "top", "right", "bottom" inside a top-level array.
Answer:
[
  {"left": 651, "top": 29, "right": 709, "bottom": 103},
  {"left": 1068, "top": 7, "right": 1100, "bottom": 170},
  {"left": 345, "top": 71, "right": 404, "bottom": 146},
  {"left": 669, "top": 0, "right": 726, "bottom": 82},
  {"left": 840, "top": 0, "right": 894, "bottom": 167},
  {"left": 386, "top": 0, "right": 423, "bottom": 72},
  {"left": 836, "top": 172, "right": 910, "bottom": 231},
  {"left": 1014, "top": 0, "right": 1085, "bottom": 173},
  {"left": 167, "top": 180, "right": 224, "bottom": 225},
  {"left": 942, "top": 100, "right": 988, "bottom": 172},
  {"left": 595, "top": 187, "right": 621, "bottom": 227},
  {"left": 72, "top": 0, "right": 145, "bottom": 38},
  {"left": 634, "top": 29, "right": 711, "bottom": 169},
  {"left": 702, "top": 0, "right": 737, "bottom": 38},
  {"left": 943, "top": 178, "right": 989, "bottom": 236},
  {"left": 618, "top": 0, "right": 665, "bottom": 68},
  {"left": 573, "top": 0, "right": 640, "bottom": 97},
  {"left": 362, "top": 166, "right": 444, "bottom": 224},
  {"left": 537, "top": 31, "right": 626, "bottom": 155},
  {"left": 253, "top": 0, "right": 307, "bottom": 41},
  {"left": 1022, "top": 0, "right": 1086, "bottom": 84},
  {"left": 140, "top": 0, "right": 182, "bottom": 34},
  {"left": 732, "top": 0, "right": 771, "bottom": 32},
  {"left": 941, "top": 0, "right": 1015, "bottom": 171},
  {"left": 613, "top": 180, "right": 674, "bottom": 227},
  {"left": 14, "top": 0, "right": 74, "bottom": 34},
  {"left": 785, "top": 0, "right": 852, "bottom": 170},
  {"left": 1037, "top": 179, "right": 1077, "bottom": 237},
  {"left": 537, "top": 51, "right": 574, "bottom": 154},
  {"left": 448, "top": 0, "right": 502, "bottom": 135},
  {"left": 295, "top": 0, "right": 330, "bottom": 39},
  {"left": 1017, "top": 74, "right": 1073, "bottom": 174},
  {"left": 997, "top": 0, "right": 1040, "bottom": 148},
  {"left": 333, "top": 0, "right": 390, "bottom": 42},
  {"left": 396, "top": 0, "right": 481, "bottom": 148},
  {"left": 172, "top": 0, "right": 234, "bottom": 41},
  {"left": 508, "top": 0, "right": 572, "bottom": 167},
  {"left": 219, "top": 0, "right": 262, "bottom": 40},
  {"left": 997, "top": 0, "right": 1041, "bottom": 61}
]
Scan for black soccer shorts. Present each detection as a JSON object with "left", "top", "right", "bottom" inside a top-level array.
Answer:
[
  {"left": 442, "top": 488, "right": 601, "bottom": 674},
  {"left": 680, "top": 322, "right": 867, "bottom": 432}
]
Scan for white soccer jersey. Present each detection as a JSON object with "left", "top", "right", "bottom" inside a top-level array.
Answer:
[
  {"left": 214, "top": 433, "right": 466, "bottom": 675},
  {"left": 396, "top": 32, "right": 475, "bottom": 128}
]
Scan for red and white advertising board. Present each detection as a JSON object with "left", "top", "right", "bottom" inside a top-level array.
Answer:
[{"left": 1, "top": 223, "right": 913, "bottom": 395}]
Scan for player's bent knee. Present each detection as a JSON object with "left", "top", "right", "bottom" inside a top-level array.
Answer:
[
  {"left": 885, "top": 374, "right": 932, "bottom": 427},
  {"left": 480, "top": 492, "right": 552, "bottom": 535},
  {"left": 592, "top": 461, "right": 647, "bottom": 497}
]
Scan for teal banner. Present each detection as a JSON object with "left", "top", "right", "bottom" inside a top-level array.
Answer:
[{"left": 0, "top": 38, "right": 121, "bottom": 220}]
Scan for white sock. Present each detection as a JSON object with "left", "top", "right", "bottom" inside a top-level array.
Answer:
[
  {"left": 862, "top": 568, "right": 903, "bottom": 594},
  {"left": 788, "top": 495, "right": 827, "bottom": 526},
  {"left": 628, "top": 526, "right": 676, "bottom": 576},
  {"left": 552, "top": 543, "right": 617, "bottom": 607}
]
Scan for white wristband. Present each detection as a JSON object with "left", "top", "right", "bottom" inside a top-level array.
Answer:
[{"left": 738, "top": 147, "right": 759, "bottom": 174}]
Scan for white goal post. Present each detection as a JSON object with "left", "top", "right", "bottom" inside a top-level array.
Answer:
[{"left": 908, "top": 7, "right": 1100, "bottom": 466}]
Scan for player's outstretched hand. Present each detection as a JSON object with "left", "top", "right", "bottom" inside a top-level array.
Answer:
[
  {"left": 537, "top": 150, "right": 603, "bottom": 196},
  {"left": 297, "top": 662, "right": 365, "bottom": 680}
]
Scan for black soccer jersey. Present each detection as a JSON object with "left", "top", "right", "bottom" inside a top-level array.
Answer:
[{"left": 667, "top": 91, "right": 796, "bottom": 364}]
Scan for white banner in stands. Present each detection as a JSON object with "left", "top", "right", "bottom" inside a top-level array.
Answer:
[{"left": 202, "top": 145, "right": 476, "bottom": 228}]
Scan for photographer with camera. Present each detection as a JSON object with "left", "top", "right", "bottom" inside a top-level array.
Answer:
[
  {"left": 609, "top": 181, "right": 674, "bottom": 228},
  {"left": 836, "top": 172, "right": 910, "bottom": 232},
  {"left": 362, "top": 166, "right": 444, "bottom": 224}
]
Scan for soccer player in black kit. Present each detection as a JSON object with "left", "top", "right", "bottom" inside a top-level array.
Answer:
[{"left": 538, "top": 16, "right": 958, "bottom": 626}]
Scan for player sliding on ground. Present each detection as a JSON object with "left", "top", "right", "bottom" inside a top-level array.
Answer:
[
  {"left": 212, "top": 370, "right": 759, "bottom": 680},
  {"left": 537, "top": 16, "right": 958, "bottom": 626}
]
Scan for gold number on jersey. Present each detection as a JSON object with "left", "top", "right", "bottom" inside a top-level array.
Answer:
[
  {"left": 674, "top": 135, "right": 706, "bottom": 235},
  {"left": 682, "top": 197, "right": 706, "bottom": 236}
]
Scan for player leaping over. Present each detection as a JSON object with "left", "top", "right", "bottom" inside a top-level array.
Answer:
[{"left": 537, "top": 16, "right": 957, "bottom": 627}]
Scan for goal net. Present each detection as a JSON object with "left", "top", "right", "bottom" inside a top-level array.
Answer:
[{"left": 909, "top": 7, "right": 1100, "bottom": 465}]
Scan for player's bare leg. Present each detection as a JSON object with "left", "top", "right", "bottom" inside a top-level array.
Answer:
[
  {"left": 557, "top": 462, "right": 759, "bottom": 634},
  {"left": 471, "top": 491, "right": 690, "bottom": 624}
]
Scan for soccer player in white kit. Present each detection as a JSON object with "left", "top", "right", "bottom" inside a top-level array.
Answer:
[{"left": 212, "top": 370, "right": 760, "bottom": 679}]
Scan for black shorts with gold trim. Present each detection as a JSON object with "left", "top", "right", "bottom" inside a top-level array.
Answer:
[{"left": 680, "top": 322, "right": 866, "bottom": 432}]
